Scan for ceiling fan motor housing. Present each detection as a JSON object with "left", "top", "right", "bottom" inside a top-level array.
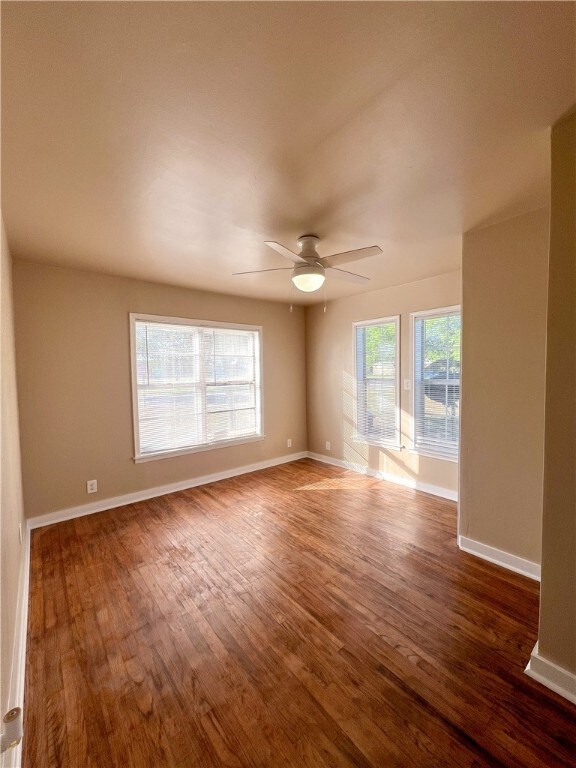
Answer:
[{"left": 297, "top": 234, "right": 320, "bottom": 260}]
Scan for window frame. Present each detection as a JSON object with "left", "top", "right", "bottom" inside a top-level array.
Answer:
[
  {"left": 410, "top": 305, "right": 461, "bottom": 462},
  {"left": 353, "top": 315, "right": 401, "bottom": 449},
  {"left": 129, "top": 313, "right": 264, "bottom": 463}
]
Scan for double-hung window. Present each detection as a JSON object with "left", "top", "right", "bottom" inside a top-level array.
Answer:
[
  {"left": 130, "top": 314, "right": 262, "bottom": 461},
  {"left": 354, "top": 316, "right": 400, "bottom": 446},
  {"left": 412, "top": 307, "right": 461, "bottom": 459}
]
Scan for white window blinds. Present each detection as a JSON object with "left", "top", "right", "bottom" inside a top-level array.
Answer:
[
  {"left": 413, "top": 309, "right": 461, "bottom": 457},
  {"left": 131, "top": 316, "right": 262, "bottom": 459},
  {"left": 355, "top": 317, "right": 399, "bottom": 445}
]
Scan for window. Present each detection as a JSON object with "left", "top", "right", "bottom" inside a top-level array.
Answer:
[
  {"left": 130, "top": 314, "right": 262, "bottom": 461},
  {"left": 355, "top": 316, "right": 400, "bottom": 445},
  {"left": 413, "top": 307, "right": 461, "bottom": 459}
]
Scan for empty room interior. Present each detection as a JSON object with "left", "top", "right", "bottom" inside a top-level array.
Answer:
[{"left": 1, "top": 2, "right": 575, "bottom": 767}]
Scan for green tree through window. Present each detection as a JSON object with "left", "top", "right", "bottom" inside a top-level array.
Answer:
[{"left": 414, "top": 310, "right": 461, "bottom": 456}]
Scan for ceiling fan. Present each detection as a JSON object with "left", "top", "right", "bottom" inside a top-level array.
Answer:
[{"left": 233, "top": 235, "right": 383, "bottom": 293}]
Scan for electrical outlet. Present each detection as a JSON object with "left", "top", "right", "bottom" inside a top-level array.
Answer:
[
  {"left": 325, "top": 441, "right": 331, "bottom": 451},
  {"left": 287, "top": 438, "right": 292, "bottom": 448},
  {"left": 404, "top": 379, "right": 412, "bottom": 390},
  {"left": 86, "top": 479, "right": 98, "bottom": 494}
]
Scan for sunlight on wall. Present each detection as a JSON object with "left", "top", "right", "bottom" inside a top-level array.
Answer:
[{"left": 342, "top": 370, "right": 369, "bottom": 466}]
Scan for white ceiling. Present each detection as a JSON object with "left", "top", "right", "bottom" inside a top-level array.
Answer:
[{"left": 2, "top": 2, "right": 574, "bottom": 304}]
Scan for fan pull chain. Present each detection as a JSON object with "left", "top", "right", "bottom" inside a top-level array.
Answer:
[
  {"left": 289, "top": 281, "right": 294, "bottom": 313},
  {"left": 323, "top": 282, "right": 327, "bottom": 313}
]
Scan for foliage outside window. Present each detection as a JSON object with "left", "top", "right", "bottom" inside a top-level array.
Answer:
[
  {"left": 355, "top": 317, "right": 399, "bottom": 445},
  {"left": 413, "top": 309, "right": 461, "bottom": 458},
  {"left": 131, "top": 315, "right": 262, "bottom": 460}
]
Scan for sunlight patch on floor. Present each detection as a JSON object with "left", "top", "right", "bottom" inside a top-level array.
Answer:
[{"left": 295, "top": 476, "right": 375, "bottom": 491}]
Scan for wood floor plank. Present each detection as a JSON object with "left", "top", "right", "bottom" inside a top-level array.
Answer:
[{"left": 23, "top": 459, "right": 576, "bottom": 767}]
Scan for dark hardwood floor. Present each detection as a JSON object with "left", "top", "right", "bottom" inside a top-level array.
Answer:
[{"left": 24, "top": 459, "right": 575, "bottom": 767}]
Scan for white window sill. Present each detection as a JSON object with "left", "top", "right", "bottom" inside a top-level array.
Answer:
[
  {"left": 353, "top": 435, "right": 404, "bottom": 452},
  {"left": 407, "top": 447, "right": 459, "bottom": 463},
  {"left": 134, "top": 434, "right": 265, "bottom": 463}
]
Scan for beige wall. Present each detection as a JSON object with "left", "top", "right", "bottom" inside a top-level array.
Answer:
[
  {"left": 1, "top": 222, "right": 25, "bottom": 716},
  {"left": 460, "top": 208, "right": 549, "bottom": 564},
  {"left": 538, "top": 111, "right": 575, "bottom": 673},
  {"left": 13, "top": 262, "right": 307, "bottom": 518},
  {"left": 306, "top": 271, "right": 461, "bottom": 495}
]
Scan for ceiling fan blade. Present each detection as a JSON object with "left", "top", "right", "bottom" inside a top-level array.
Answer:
[
  {"left": 232, "top": 267, "right": 293, "bottom": 276},
  {"left": 264, "top": 241, "right": 306, "bottom": 263},
  {"left": 320, "top": 245, "right": 382, "bottom": 268},
  {"left": 326, "top": 267, "right": 370, "bottom": 284}
]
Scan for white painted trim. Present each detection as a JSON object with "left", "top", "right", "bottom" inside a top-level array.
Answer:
[
  {"left": 1, "top": 525, "right": 30, "bottom": 768},
  {"left": 129, "top": 312, "right": 263, "bottom": 332},
  {"left": 407, "top": 447, "right": 459, "bottom": 464},
  {"left": 458, "top": 535, "right": 541, "bottom": 581},
  {"left": 134, "top": 434, "right": 266, "bottom": 463},
  {"left": 307, "top": 452, "right": 458, "bottom": 502},
  {"left": 525, "top": 643, "right": 576, "bottom": 705},
  {"left": 129, "top": 312, "right": 141, "bottom": 460},
  {"left": 410, "top": 304, "right": 462, "bottom": 320},
  {"left": 28, "top": 452, "right": 307, "bottom": 530}
]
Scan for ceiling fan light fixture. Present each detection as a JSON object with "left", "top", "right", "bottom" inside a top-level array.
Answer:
[{"left": 291, "top": 262, "right": 325, "bottom": 292}]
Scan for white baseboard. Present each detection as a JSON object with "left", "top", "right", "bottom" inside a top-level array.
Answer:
[
  {"left": 525, "top": 643, "right": 576, "bottom": 705},
  {"left": 306, "top": 452, "right": 458, "bottom": 502},
  {"left": 458, "top": 535, "right": 540, "bottom": 581},
  {"left": 1, "top": 525, "right": 30, "bottom": 768},
  {"left": 28, "top": 452, "right": 308, "bottom": 530}
]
